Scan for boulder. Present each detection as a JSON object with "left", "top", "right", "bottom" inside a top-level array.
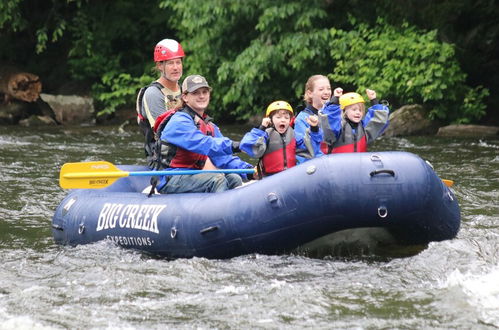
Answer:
[
  {"left": 19, "top": 115, "right": 57, "bottom": 127},
  {"left": 40, "top": 93, "right": 95, "bottom": 125},
  {"left": 437, "top": 124, "right": 499, "bottom": 137},
  {"left": 0, "top": 101, "right": 31, "bottom": 124},
  {"left": 383, "top": 104, "right": 440, "bottom": 137}
]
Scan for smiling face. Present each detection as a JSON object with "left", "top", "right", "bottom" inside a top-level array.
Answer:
[
  {"left": 270, "top": 109, "right": 292, "bottom": 134},
  {"left": 344, "top": 103, "right": 365, "bottom": 123},
  {"left": 181, "top": 87, "right": 210, "bottom": 114},
  {"left": 305, "top": 76, "right": 331, "bottom": 109},
  {"left": 157, "top": 58, "right": 183, "bottom": 82}
]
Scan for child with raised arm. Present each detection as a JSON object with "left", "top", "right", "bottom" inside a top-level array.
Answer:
[
  {"left": 294, "top": 75, "right": 331, "bottom": 163},
  {"left": 319, "top": 88, "right": 389, "bottom": 153},
  {"left": 240, "top": 101, "right": 322, "bottom": 178}
]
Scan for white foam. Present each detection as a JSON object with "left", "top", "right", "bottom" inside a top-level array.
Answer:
[
  {"left": 0, "top": 308, "right": 54, "bottom": 330},
  {"left": 477, "top": 140, "right": 499, "bottom": 149},
  {"left": 443, "top": 265, "right": 499, "bottom": 326}
]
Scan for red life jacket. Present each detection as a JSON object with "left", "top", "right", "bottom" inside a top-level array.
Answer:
[
  {"left": 261, "top": 128, "right": 297, "bottom": 176},
  {"left": 153, "top": 107, "right": 215, "bottom": 170},
  {"left": 321, "top": 121, "right": 367, "bottom": 154}
]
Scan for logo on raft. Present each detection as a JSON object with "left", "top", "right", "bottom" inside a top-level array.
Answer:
[{"left": 96, "top": 203, "right": 166, "bottom": 234}]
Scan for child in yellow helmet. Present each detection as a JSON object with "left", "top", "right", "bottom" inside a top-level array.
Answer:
[
  {"left": 319, "top": 88, "right": 389, "bottom": 153},
  {"left": 240, "top": 101, "right": 322, "bottom": 178}
]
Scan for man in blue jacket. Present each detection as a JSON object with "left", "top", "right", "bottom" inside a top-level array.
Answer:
[{"left": 157, "top": 75, "right": 253, "bottom": 193}]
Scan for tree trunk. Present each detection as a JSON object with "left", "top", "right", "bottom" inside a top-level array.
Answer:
[{"left": 0, "top": 64, "right": 42, "bottom": 102}]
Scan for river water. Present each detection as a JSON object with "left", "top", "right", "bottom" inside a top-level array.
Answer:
[{"left": 0, "top": 124, "right": 498, "bottom": 329}]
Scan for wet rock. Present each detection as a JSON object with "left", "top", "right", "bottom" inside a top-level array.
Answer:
[
  {"left": 0, "top": 101, "right": 30, "bottom": 124},
  {"left": 19, "top": 115, "right": 57, "bottom": 126},
  {"left": 40, "top": 93, "right": 95, "bottom": 125},
  {"left": 437, "top": 124, "right": 499, "bottom": 137},
  {"left": 383, "top": 104, "right": 440, "bottom": 137}
]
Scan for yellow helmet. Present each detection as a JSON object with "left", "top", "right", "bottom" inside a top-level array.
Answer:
[
  {"left": 339, "top": 92, "right": 365, "bottom": 110},
  {"left": 265, "top": 101, "right": 294, "bottom": 117}
]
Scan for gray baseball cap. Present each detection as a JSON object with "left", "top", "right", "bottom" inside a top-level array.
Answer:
[{"left": 182, "top": 75, "right": 212, "bottom": 93}]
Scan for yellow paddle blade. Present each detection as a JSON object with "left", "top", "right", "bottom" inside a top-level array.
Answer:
[
  {"left": 442, "top": 179, "right": 454, "bottom": 187},
  {"left": 59, "top": 161, "right": 129, "bottom": 189}
]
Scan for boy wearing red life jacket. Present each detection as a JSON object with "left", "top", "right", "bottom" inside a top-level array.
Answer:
[
  {"left": 240, "top": 101, "right": 322, "bottom": 178},
  {"left": 319, "top": 89, "right": 389, "bottom": 153}
]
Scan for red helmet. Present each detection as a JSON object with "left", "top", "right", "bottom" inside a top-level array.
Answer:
[{"left": 153, "top": 39, "right": 185, "bottom": 62}]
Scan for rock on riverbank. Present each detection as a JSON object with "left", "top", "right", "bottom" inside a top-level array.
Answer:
[{"left": 384, "top": 104, "right": 498, "bottom": 137}]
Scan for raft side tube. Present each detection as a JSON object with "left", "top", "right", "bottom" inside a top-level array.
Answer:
[{"left": 51, "top": 152, "right": 461, "bottom": 258}]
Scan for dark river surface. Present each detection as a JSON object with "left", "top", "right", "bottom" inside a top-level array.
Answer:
[{"left": 0, "top": 124, "right": 498, "bottom": 329}]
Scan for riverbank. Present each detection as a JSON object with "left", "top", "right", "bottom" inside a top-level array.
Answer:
[{"left": 1, "top": 94, "right": 498, "bottom": 138}]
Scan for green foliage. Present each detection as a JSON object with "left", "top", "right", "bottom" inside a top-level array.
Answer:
[
  {"left": 94, "top": 72, "right": 155, "bottom": 117},
  {"left": 0, "top": 0, "right": 24, "bottom": 31},
  {"left": 1, "top": 0, "right": 171, "bottom": 99},
  {"left": 0, "top": 0, "right": 493, "bottom": 124},
  {"left": 328, "top": 18, "right": 489, "bottom": 123},
  {"left": 456, "top": 86, "right": 489, "bottom": 124},
  {"left": 165, "top": 0, "right": 332, "bottom": 120}
]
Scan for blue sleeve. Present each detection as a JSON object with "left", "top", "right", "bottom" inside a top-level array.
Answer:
[
  {"left": 295, "top": 111, "right": 324, "bottom": 161},
  {"left": 209, "top": 123, "right": 254, "bottom": 170},
  {"left": 240, "top": 128, "right": 268, "bottom": 158},
  {"left": 362, "top": 103, "right": 390, "bottom": 143},
  {"left": 160, "top": 112, "right": 234, "bottom": 157},
  {"left": 318, "top": 103, "right": 342, "bottom": 143},
  {"left": 309, "top": 130, "right": 323, "bottom": 155},
  {"left": 294, "top": 112, "right": 310, "bottom": 141},
  {"left": 295, "top": 128, "right": 323, "bottom": 162}
]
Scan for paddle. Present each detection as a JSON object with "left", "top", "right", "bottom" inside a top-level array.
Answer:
[
  {"left": 60, "top": 161, "right": 256, "bottom": 189},
  {"left": 442, "top": 179, "right": 454, "bottom": 187},
  {"left": 60, "top": 160, "right": 454, "bottom": 189}
]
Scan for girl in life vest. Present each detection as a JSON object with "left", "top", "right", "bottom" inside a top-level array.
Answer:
[
  {"left": 240, "top": 101, "right": 322, "bottom": 178},
  {"left": 294, "top": 74, "right": 331, "bottom": 163},
  {"left": 319, "top": 88, "right": 389, "bottom": 153}
]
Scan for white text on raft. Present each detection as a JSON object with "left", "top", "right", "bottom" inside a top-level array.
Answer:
[{"left": 96, "top": 203, "right": 166, "bottom": 234}]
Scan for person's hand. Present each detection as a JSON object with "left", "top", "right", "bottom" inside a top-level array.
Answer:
[
  {"left": 306, "top": 115, "right": 319, "bottom": 127},
  {"left": 366, "top": 89, "right": 376, "bottom": 100},
  {"left": 261, "top": 117, "right": 272, "bottom": 128},
  {"left": 231, "top": 141, "right": 241, "bottom": 153},
  {"left": 245, "top": 166, "right": 258, "bottom": 181},
  {"left": 333, "top": 87, "right": 343, "bottom": 97}
]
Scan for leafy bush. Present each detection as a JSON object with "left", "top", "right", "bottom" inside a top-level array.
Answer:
[
  {"left": 163, "top": 2, "right": 488, "bottom": 123},
  {"left": 2, "top": 0, "right": 489, "bottom": 124},
  {"left": 94, "top": 72, "right": 155, "bottom": 117},
  {"left": 328, "top": 18, "right": 489, "bottom": 123},
  {"left": 164, "top": 0, "right": 333, "bottom": 120}
]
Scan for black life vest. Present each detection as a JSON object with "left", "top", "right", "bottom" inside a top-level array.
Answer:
[{"left": 136, "top": 82, "right": 164, "bottom": 164}]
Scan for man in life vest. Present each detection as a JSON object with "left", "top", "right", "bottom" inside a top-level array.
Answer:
[
  {"left": 240, "top": 101, "right": 322, "bottom": 178},
  {"left": 156, "top": 75, "right": 254, "bottom": 193},
  {"left": 319, "top": 88, "right": 389, "bottom": 153},
  {"left": 136, "top": 38, "right": 185, "bottom": 164}
]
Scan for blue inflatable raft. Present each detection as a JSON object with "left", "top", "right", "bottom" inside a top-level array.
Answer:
[{"left": 51, "top": 151, "right": 461, "bottom": 259}]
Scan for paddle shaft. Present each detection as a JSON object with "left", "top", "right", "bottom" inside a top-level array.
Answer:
[{"left": 63, "top": 168, "right": 255, "bottom": 179}]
